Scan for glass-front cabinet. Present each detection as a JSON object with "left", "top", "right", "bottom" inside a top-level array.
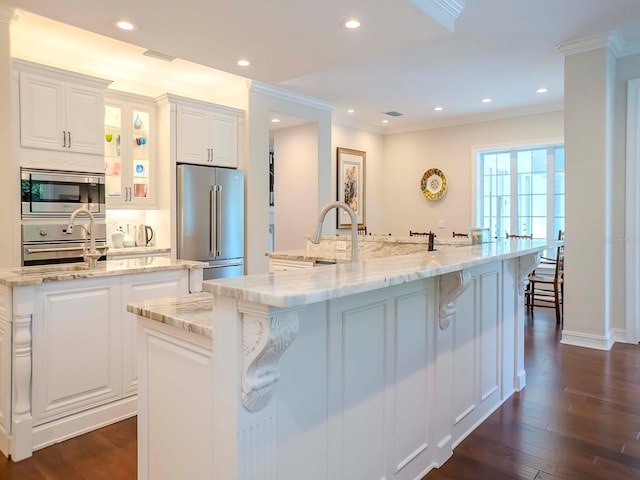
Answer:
[{"left": 104, "top": 92, "right": 155, "bottom": 207}]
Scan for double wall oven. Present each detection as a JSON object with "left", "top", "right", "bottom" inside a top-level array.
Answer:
[{"left": 20, "top": 168, "right": 107, "bottom": 266}]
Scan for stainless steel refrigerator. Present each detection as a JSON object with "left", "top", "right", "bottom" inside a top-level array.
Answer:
[{"left": 177, "top": 164, "right": 244, "bottom": 280}]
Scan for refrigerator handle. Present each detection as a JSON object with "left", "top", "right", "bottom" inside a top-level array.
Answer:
[
  {"left": 210, "top": 187, "right": 217, "bottom": 257},
  {"left": 216, "top": 185, "right": 222, "bottom": 257}
]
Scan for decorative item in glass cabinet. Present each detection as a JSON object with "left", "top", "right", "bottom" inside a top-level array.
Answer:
[{"left": 134, "top": 113, "right": 143, "bottom": 130}]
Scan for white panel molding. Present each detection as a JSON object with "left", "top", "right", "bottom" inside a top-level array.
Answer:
[
  {"left": 238, "top": 302, "right": 301, "bottom": 412},
  {"left": 560, "top": 330, "right": 613, "bottom": 351},
  {"left": 625, "top": 78, "right": 640, "bottom": 344}
]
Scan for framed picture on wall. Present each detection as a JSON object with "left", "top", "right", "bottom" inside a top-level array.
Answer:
[{"left": 337, "top": 147, "right": 366, "bottom": 228}]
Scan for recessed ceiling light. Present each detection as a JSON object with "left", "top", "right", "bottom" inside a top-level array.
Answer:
[
  {"left": 434, "top": 106, "right": 444, "bottom": 111},
  {"left": 237, "top": 59, "right": 250, "bottom": 67},
  {"left": 344, "top": 19, "right": 361, "bottom": 29},
  {"left": 115, "top": 20, "right": 136, "bottom": 31},
  {"left": 481, "top": 98, "right": 492, "bottom": 103},
  {"left": 347, "top": 109, "right": 354, "bottom": 114},
  {"left": 271, "top": 118, "right": 281, "bottom": 123},
  {"left": 382, "top": 119, "right": 389, "bottom": 124},
  {"left": 536, "top": 87, "right": 548, "bottom": 94}
]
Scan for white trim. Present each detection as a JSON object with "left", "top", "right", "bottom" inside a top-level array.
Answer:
[
  {"left": 12, "top": 58, "right": 112, "bottom": 90},
  {"left": 407, "top": 0, "right": 466, "bottom": 31},
  {"left": 560, "top": 329, "right": 613, "bottom": 351},
  {"left": 248, "top": 80, "right": 334, "bottom": 112},
  {"left": 611, "top": 328, "right": 628, "bottom": 344},
  {"left": 625, "top": 78, "right": 640, "bottom": 344},
  {"left": 0, "top": 5, "right": 16, "bottom": 25},
  {"left": 556, "top": 32, "right": 623, "bottom": 57},
  {"left": 155, "top": 93, "right": 244, "bottom": 117}
]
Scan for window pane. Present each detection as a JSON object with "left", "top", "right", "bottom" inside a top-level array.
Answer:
[
  {"left": 496, "top": 153, "right": 510, "bottom": 174},
  {"left": 555, "top": 171, "right": 565, "bottom": 194},
  {"left": 530, "top": 217, "right": 547, "bottom": 239},
  {"left": 554, "top": 218, "right": 565, "bottom": 238},
  {"left": 555, "top": 148, "right": 565, "bottom": 170},
  {"left": 531, "top": 173, "right": 547, "bottom": 194},
  {"left": 517, "top": 195, "right": 531, "bottom": 217},
  {"left": 517, "top": 174, "right": 531, "bottom": 194},
  {"left": 496, "top": 174, "right": 510, "bottom": 195},
  {"left": 554, "top": 194, "right": 565, "bottom": 216},
  {"left": 532, "top": 149, "right": 547, "bottom": 172},
  {"left": 483, "top": 154, "right": 496, "bottom": 175},
  {"left": 517, "top": 151, "right": 532, "bottom": 173},
  {"left": 531, "top": 194, "right": 547, "bottom": 216}
]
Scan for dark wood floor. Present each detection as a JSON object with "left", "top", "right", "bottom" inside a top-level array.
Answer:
[{"left": 1, "top": 309, "right": 639, "bottom": 480}]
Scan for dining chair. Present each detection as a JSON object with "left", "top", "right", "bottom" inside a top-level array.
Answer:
[
  {"left": 526, "top": 239, "right": 564, "bottom": 324},
  {"left": 357, "top": 225, "right": 367, "bottom": 236},
  {"left": 452, "top": 231, "right": 468, "bottom": 238},
  {"left": 506, "top": 232, "right": 533, "bottom": 239},
  {"left": 409, "top": 230, "right": 430, "bottom": 237}
]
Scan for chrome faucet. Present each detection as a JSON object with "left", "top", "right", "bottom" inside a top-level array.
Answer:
[
  {"left": 66, "top": 208, "right": 101, "bottom": 268},
  {"left": 311, "top": 201, "right": 358, "bottom": 262}
]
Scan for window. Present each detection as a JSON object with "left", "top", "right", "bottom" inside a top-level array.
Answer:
[{"left": 476, "top": 144, "right": 564, "bottom": 240}]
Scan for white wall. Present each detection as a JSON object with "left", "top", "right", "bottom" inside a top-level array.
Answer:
[
  {"left": 272, "top": 123, "right": 318, "bottom": 250},
  {"left": 380, "top": 111, "right": 564, "bottom": 238},
  {"left": 332, "top": 124, "right": 385, "bottom": 235}
]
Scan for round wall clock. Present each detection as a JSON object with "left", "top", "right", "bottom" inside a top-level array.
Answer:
[{"left": 421, "top": 168, "right": 447, "bottom": 200}]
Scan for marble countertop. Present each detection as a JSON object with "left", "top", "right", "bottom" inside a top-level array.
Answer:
[
  {"left": 107, "top": 246, "right": 171, "bottom": 257},
  {"left": 127, "top": 292, "right": 213, "bottom": 338},
  {"left": 266, "top": 235, "right": 471, "bottom": 263},
  {"left": 0, "top": 257, "right": 206, "bottom": 287},
  {"left": 206, "top": 239, "right": 559, "bottom": 308}
]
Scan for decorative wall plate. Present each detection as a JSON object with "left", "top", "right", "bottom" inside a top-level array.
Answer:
[{"left": 421, "top": 168, "right": 447, "bottom": 200}]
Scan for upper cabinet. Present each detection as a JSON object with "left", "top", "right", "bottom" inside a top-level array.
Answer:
[
  {"left": 13, "top": 60, "right": 112, "bottom": 172},
  {"left": 173, "top": 97, "right": 242, "bottom": 168},
  {"left": 104, "top": 92, "right": 156, "bottom": 208}
]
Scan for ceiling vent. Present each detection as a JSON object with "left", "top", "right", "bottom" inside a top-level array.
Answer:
[
  {"left": 384, "top": 111, "right": 404, "bottom": 117},
  {"left": 142, "top": 49, "right": 176, "bottom": 62}
]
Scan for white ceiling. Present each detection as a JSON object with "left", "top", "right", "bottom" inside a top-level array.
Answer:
[{"left": 5, "top": 0, "right": 640, "bottom": 134}]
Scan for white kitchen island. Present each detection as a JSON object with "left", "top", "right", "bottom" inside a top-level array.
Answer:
[
  {"left": 131, "top": 239, "right": 556, "bottom": 480},
  {"left": 0, "top": 257, "right": 204, "bottom": 461}
]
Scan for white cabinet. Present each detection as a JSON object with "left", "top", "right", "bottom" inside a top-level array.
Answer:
[
  {"left": 0, "top": 265, "right": 202, "bottom": 460},
  {"left": 105, "top": 92, "right": 156, "bottom": 207},
  {"left": 15, "top": 60, "right": 110, "bottom": 158},
  {"left": 31, "top": 278, "right": 121, "bottom": 424},
  {"left": 175, "top": 99, "right": 241, "bottom": 168}
]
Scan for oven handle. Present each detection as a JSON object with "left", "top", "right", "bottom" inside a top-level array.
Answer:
[{"left": 24, "top": 245, "right": 107, "bottom": 254}]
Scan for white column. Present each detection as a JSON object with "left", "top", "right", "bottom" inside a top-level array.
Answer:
[{"left": 560, "top": 44, "right": 616, "bottom": 349}]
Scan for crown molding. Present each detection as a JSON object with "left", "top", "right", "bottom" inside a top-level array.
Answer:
[
  {"left": 555, "top": 31, "right": 640, "bottom": 58},
  {"left": 407, "top": 0, "right": 466, "bottom": 32},
  {"left": 248, "top": 80, "right": 334, "bottom": 112},
  {"left": 0, "top": 5, "right": 17, "bottom": 25}
]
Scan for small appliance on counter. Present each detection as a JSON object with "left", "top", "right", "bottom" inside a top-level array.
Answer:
[{"left": 136, "top": 224, "right": 154, "bottom": 247}]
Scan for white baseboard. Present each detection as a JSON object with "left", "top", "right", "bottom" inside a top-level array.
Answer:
[
  {"left": 560, "top": 330, "right": 613, "bottom": 350},
  {"left": 32, "top": 396, "right": 137, "bottom": 452},
  {"left": 611, "top": 328, "right": 628, "bottom": 344},
  {"left": 516, "top": 370, "right": 526, "bottom": 391}
]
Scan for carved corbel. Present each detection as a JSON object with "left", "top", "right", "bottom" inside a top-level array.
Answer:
[
  {"left": 238, "top": 303, "right": 300, "bottom": 412},
  {"left": 518, "top": 252, "right": 542, "bottom": 295},
  {"left": 13, "top": 314, "right": 32, "bottom": 423},
  {"left": 439, "top": 270, "right": 471, "bottom": 330}
]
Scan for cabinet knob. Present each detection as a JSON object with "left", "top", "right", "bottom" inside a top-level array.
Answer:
[{"left": 39, "top": 228, "right": 48, "bottom": 237}]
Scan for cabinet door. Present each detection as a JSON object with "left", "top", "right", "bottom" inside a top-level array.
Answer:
[
  {"left": 120, "top": 271, "right": 189, "bottom": 396},
  {"left": 31, "top": 280, "right": 121, "bottom": 424},
  {"left": 19, "top": 73, "right": 66, "bottom": 151},
  {"left": 210, "top": 113, "right": 238, "bottom": 168},
  {"left": 177, "top": 105, "right": 210, "bottom": 165},
  {"left": 65, "top": 83, "right": 105, "bottom": 155},
  {"left": 104, "top": 102, "right": 125, "bottom": 202}
]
